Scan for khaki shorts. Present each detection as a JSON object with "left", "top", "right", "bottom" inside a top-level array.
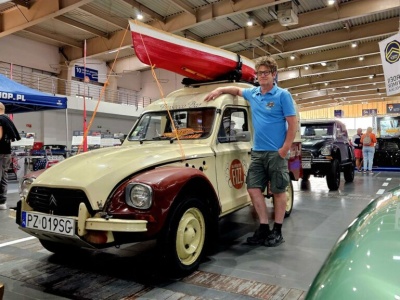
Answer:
[{"left": 246, "top": 151, "right": 290, "bottom": 194}]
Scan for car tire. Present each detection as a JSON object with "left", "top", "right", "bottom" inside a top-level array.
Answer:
[
  {"left": 157, "top": 197, "right": 208, "bottom": 277},
  {"left": 344, "top": 163, "right": 355, "bottom": 182},
  {"left": 326, "top": 159, "right": 340, "bottom": 191}
]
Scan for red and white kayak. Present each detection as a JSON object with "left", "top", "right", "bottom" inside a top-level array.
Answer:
[{"left": 129, "top": 20, "right": 255, "bottom": 83}]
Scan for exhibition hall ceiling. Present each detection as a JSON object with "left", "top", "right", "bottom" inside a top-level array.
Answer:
[{"left": 0, "top": 0, "right": 399, "bottom": 111}]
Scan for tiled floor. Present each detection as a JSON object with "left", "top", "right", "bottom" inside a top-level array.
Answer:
[{"left": 1, "top": 171, "right": 398, "bottom": 299}]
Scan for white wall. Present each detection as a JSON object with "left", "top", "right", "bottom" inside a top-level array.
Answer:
[
  {"left": 139, "top": 68, "right": 185, "bottom": 101},
  {"left": 0, "top": 35, "right": 60, "bottom": 73}
]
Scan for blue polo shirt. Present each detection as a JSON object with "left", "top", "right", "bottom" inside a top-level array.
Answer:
[{"left": 242, "top": 84, "right": 296, "bottom": 151}]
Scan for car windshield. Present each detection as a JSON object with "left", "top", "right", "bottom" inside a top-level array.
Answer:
[
  {"left": 128, "top": 108, "right": 216, "bottom": 141},
  {"left": 301, "top": 124, "right": 334, "bottom": 139}
]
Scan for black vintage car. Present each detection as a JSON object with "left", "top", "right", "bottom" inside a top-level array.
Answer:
[
  {"left": 373, "top": 137, "right": 400, "bottom": 168},
  {"left": 301, "top": 119, "right": 355, "bottom": 190}
]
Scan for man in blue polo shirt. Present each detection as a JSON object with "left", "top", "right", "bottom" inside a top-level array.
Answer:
[{"left": 205, "top": 56, "right": 297, "bottom": 247}]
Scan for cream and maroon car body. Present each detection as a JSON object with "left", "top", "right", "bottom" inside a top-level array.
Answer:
[{"left": 15, "top": 81, "right": 302, "bottom": 276}]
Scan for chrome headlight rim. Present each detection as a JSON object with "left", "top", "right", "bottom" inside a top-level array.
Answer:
[
  {"left": 320, "top": 145, "right": 332, "bottom": 156},
  {"left": 125, "top": 183, "right": 153, "bottom": 209},
  {"left": 20, "top": 177, "right": 35, "bottom": 198}
]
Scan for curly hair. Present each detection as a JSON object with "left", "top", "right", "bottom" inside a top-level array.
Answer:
[{"left": 254, "top": 56, "right": 278, "bottom": 73}]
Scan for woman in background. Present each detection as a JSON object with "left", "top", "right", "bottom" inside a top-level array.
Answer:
[{"left": 360, "top": 127, "right": 377, "bottom": 174}]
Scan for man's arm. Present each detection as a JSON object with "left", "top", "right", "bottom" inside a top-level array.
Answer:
[
  {"left": 0, "top": 126, "right": 3, "bottom": 140},
  {"left": 204, "top": 86, "right": 243, "bottom": 102},
  {"left": 279, "top": 115, "right": 297, "bottom": 158},
  {"left": 350, "top": 134, "right": 356, "bottom": 146}
]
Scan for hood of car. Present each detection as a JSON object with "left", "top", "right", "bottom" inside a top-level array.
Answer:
[
  {"left": 306, "top": 191, "right": 400, "bottom": 299},
  {"left": 32, "top": 142, "right": 214, "bottom": 203},
  {"left": 301, "top": 138, "right": 332, "bottom": 150}
]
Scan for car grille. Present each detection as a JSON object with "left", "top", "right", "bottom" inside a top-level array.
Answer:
[
  {"left": 27, "top": 187, "right": 93, "bottom": 217},
  {"left": 301, "top": 150, "right": 312, "bottom": 160}
]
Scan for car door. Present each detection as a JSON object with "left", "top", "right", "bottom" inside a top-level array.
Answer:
[
  {"left": 213, "top": 107, "right": 252, "bottom": 215},
  {"left": 335, "top": 123, "right": 352, "bottom": 162}
]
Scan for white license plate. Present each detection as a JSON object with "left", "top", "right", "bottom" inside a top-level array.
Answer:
[
  {"left": 21, "top": 211, "right": 75, "bottom": 236},
  {"left": 302, "top": 161, "right": 311, "bottom": 169}
]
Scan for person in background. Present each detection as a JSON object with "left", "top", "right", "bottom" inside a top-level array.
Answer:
[
  {"left": 360, "top": 127, "right": 377, "bottom": 174},
  {"left": 204, "top": 56, "right": 297, "bottom": 247},
  {"left": 351, "top": 128, "right": 363, "bottom": 172},
  {"left": 0, "top": 102, "right": 21, "bottom": 210}
]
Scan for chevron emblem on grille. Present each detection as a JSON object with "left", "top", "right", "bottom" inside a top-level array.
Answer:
[{"left": 49, "top": 194, "right": 57, "bottom": 207}]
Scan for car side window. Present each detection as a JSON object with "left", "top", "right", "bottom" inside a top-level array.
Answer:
[{"left": 218, "top": 108, "right": 248, "bottom": 143}]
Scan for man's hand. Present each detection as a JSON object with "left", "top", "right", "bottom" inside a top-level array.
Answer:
[
  {"left": 278, "top": 147, "right": 289, "bottom": 159},
  {"left": 204, "top": 89, "right": 222, "bottom": 102}
]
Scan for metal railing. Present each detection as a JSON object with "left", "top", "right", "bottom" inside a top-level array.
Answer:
[{"left": 0, "top": 68, "right": 154, "bottom": 110}]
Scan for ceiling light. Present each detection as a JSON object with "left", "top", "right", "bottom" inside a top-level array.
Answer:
[
  {"left": 328, "top": 0, "right": 335, "bottom": 5},
  {"left": 137, "top": 12, "right": 144, "bottom": 20},
  {"left": 321, "top": 62, "right": 327, "bottom": 66},
  {"left": 290, "top": 54, "right": 296, "bottom": 60},
  {"left": 247, "top": 18, "right": 254, "bottom": 26},
  {"left": 351, "top": 41, "right": 358, "bottom": 48},
  {"left": 304, "top": 65, "right": 309, "bottom": 70},
  {"left": 359, "top": 56, "right": 364, "bottom": 61},
  {"left": 369, "top": 75, "right": 374, "bottom": 79}
]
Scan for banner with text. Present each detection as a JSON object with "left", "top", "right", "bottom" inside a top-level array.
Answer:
[
  {"left": 74, "top": 65, "right": 98, "bottom": 82},
  {"left": 387, "top": 103, "right": 400, "bottom": 114},
  {"left": 379, "top": 32, "right": 400, "bottom": 96}
]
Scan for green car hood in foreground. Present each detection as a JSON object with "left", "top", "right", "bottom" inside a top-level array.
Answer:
[
  {"left": 33, "top": 142, "right": 214, "bottom": 209},
  {"left": 306, "top": 189, "right": 400, "bottom": 299}
]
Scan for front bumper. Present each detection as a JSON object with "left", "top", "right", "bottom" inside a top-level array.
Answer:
[
  {"left": 302, "top": 149, "right": 334, "bottom": 176},
  {"left": 16, "top": 200, "right": 148, "bottom": 247}
]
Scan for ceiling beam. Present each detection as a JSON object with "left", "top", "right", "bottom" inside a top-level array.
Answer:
[
  {"left": 120, "top": 0, "right": 164, "bottom": 23},
  {"left": 0, "top": 0, "right": 94, "bottom": 38},
  {"left": 167, "top": 0, "right": 196, "bottom": 16},
  {"left": 79, "top": 4, "right": 128, "bottom": 30},
  {"left": 55, "top": 15, "right": 108, "bottom": 38},
  {"left": 23, "top": 26, "right": 82, "bottom": 48},
  {"left": 148, "top": 0, "right": 291, "bottom": 32},
  {"left": 290, "top": 76, "right": 384, "bottom": 95},
  {"left": 201, "top": 0, "right": 398, "bottom": 48},
  {"left": 279, "top": 66, "right": 384, "bottom": 90},
  {"left": 11, "top": 0, "right": 30, "bottom": 8},
  {"left": 278, "top": 54, "right": 382, "bottom": 81}
]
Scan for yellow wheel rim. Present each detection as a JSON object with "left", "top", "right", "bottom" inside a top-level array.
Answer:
[
  {"left": 176, "top": 207, "right": 205, "bottom": 266},
  {"left": 286, "top": 183, "right": 293, "bottom": 213}
]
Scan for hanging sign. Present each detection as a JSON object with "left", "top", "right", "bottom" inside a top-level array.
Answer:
[
  {"left": 74, "top": 65, "right": 98, "bottom": 82},
  {"left": 379, "top": 33, "right": 400, "bottom": 96}
]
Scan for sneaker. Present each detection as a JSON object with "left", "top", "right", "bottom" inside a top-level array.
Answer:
[
  {"left": 363, "top": 170, "right": 367, "bottom": 174},
  {"left": 0, "top": 203, "right": 7, "bottom": 210},
  {"left": 357, "top": 169, "right": 362, "bottom": 172},
  {"left": 265, "top": 230, "right": 285, "bottom": 247},
  {"left": 246, "top": 228, "right": 269, "bottom": 245}
]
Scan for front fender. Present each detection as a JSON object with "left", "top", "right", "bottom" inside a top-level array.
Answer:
[{"left": 107, "top": 166, "right": 218, "bottom": 237}]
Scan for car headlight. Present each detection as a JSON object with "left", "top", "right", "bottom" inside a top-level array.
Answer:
[
  {"left": 320, "top": 145, "right": 332, "bottom": 156},
  {"left": 20, "top": 177, "right": 35, "bottom": 198},
  {"left": 125, "top": 183, "right": 152, "bottom": 209}
]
